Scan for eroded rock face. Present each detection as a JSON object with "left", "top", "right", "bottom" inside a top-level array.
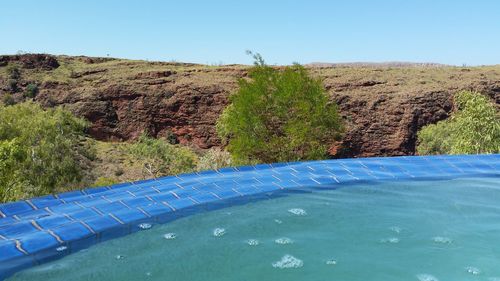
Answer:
[
  {"left": 1, "top": 54, "right": 499, "bottom": 157},
  {"left": 0, "top": 54, "right": 59, "bottom": 70}
]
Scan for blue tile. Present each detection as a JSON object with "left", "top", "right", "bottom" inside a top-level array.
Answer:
[
  {"left": 15, "top": 209, "right": 51, "bottom": 220},
  {"left": 83, "top": 215, "right": 122, "bottom": 233},
  {"left": 66, "top": 208, "right": 99, "bottom": 220},
  {"left": 111, "top": 209, "right": 148, "bottom": 224},
  {"left": 19, "top": 231, "right": 59, "bottom": 254},
  {"left": 166, "top": 198, "right": 197, "bottom": 211},
  {"left": 0, "top": 217, "right": 18, "bottom": 227},
  {"left": 190, "top": 193, "right": 218, "bottom": 205},
  {"left": 52, "top": 222, "right": 93, "bottom": 242},
  {"left": 0, "top": 221, "right": 38, "bottom": 238},
  {"left": 0, "top": 201, "right": 34, "bottom": 217},
  {"left": 0, "top": 240, "right": 25, "bottom": 262},
  {"left": 35, "top": 215, "right": 73, "bottom": 230}
]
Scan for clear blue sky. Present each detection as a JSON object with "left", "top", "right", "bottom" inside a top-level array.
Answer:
[{"left": 1, "top": 0, "right": 499, "bottom": 65}]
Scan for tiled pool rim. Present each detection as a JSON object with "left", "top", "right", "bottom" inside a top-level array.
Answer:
[{"left": 0, "top": 154, "right": 499, "bottom": 279}]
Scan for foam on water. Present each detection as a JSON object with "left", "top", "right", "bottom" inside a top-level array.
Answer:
[
  {"left": 272, "top": 255, "right": 304, "bottom": 269},
  {"left": 389, "top": 226, "right": 402, "bottom": 233},
  {"left": 380, "top": 237, "right": 400, "bottom": 244},
  {"left": 432, "top": 236, "right": 452, "bottom": 244},
  {"left": 326, "top": 259, "right": 337, "bottom": 265},
  {"left": 274, "top": 237, "right": 294, "bottom": 245},
  {"left": 138, "top": 223, "right": 152, "bottom": 230},
  {"left": 288, "top": 208, "right": 307, "bottom": 216},
  {"left": 212, "top": 228, "right": 226, "bottom": 237},
  {"left": 466, "top": 266, "right": 481, "bottom": 275},
  {"left": 246, "top": 239, "right": 259, "bottom": 246},
  {"left": 416, "top": 274, "right": 439, "bottom": 281},
  {"left": 163, "top": 233, "right": 176, "bottom": 240}
]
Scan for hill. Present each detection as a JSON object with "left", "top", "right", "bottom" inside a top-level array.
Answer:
[{"left": 1, "top": 54, "right": 499, "bottom": 158}]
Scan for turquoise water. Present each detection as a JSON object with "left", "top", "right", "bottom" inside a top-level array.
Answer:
[{"left": 8, "top": 177, "right": 500, "bottom": 281}]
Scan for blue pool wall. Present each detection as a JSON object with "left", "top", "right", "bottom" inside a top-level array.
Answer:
[{"left": 0, "top": 154, "right": 499, "bottom": 279}]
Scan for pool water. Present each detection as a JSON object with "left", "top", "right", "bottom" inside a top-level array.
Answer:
[{"left": 8, "top": 177, "right": 500, "bottom": 281}]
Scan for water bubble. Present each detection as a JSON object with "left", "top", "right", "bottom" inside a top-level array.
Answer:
[
  {"left": 55, "top": 246, "right": 68, "bottom": 252},
  {"left": 288, "top": 208, "right": 307, "bottom": 216},
  {"left": 390, "top": 226, "right": 402, "bottom": 233},
  {"left": 274, "top": 219, "right": 283, "bottom": 224},
  {"left": 145, "top": 272, "right": 152, "bottom": 277},
  {"left": 213, "top": 228, "right": 226, "bottom": 237},
  {"left": 417, "top": 274, "right": 439, "bottom": 281},
  {"left": 138, "top": 223, "right": 152, "bottom": 230},
  {"left": 272, "top": 255, "right": 303, "bottom": 269},
  {"left": 163, "top": 233, "right": 176, "bottom": 240},
  {"left": 380, "top": 237, "right": 400, "bottom": 244},
  {"left": 326, "top": 259, "right": 337, "bottom": 265},
  {"left": 275, "top": 237, "right": 294, "bottom": 245},
  {"left": 246, "top": 239, "right": 259, "bottom": 246},
  {"left": 432, "top": 236, "right": 452, "bottom": 244},
  {"left": 115, "top": 255, "right": 125, "bottom": 260},
  {"left": 466, "top": 266, "right": 480, "bottom": 275}
]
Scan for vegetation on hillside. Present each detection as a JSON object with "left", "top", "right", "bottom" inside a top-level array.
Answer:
[
  {"left": 217, "top": 53, "right": 344, "bottom": 164},
  {"left": 0, "top": 102, "right": 92, "bottom": 202},
  {"left": 0, "top": 102, "right": 234, "bottom": 202},
  {"left": 417, "top": 91, "right": 500, "bottom": 155}
]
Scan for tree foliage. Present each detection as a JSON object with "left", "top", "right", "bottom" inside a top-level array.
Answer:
[
  {"left": 417, "top": 91, "right": 500, "bottom": 155},
  {"left": 0, "top": 102, "right": 92, "bottom": 202},
  {"left": 217, "top": 55, "right": 343, "bottom": 164},
  {"left": 128, "top": 134, "right": 198, "bottom": 178}
]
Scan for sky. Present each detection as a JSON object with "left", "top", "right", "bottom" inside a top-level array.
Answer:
[{"left": 1, "top": 0, "right": 499, "bottom": 65}]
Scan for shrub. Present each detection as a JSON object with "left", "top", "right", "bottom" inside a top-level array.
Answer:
[
  {"left": 7, "top": 79, "right": 18, "bottom": 92},
  {"left": 128, "top": 134, "right": 198, "bottom": 178},
  {"left": 196, "top": 148, "right": 232, "bottom": 171},
  {"left": 24, "top": 83, "right": 38, "bottom": 98},
  {"left": 417, "top": 91, "right": 500, "bottom": 155},
  {"left": 0, "top": 102, "right": 92, "bottom": 202},
  {"left": 6, "top": 64, "right": 20, "bottom": 79},
  {"left": 1, "top": 93, "right": 15, "bottom": 106},
  {"left": 217, "top": 54, "right": 344, "bottom": 164},
  {"left": 92, "top": 177, "right": 119, "bottom": 187}
]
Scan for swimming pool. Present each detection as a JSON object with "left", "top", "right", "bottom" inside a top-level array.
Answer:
[{"left": 1, "top": 155, "right": 499, "bottom": 280}]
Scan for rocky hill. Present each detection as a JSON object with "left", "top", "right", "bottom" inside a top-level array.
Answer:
[{"left": 1, "top": 54, "right": 499, "bottom": 158}]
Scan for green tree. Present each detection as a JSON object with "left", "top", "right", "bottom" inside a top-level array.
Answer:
[
  {"left": 128, "top": 134, "right": 198, "bottom": 178},
  {"left": 217, "top": 54, "right": 343, "bottom": 164},
  {"left": 0, "top": 102, "right": 92, "bottom": 202},
  {"left": 417, "top": 91, "right": 500, "bottom": 155}
]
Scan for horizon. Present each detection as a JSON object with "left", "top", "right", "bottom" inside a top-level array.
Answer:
[{"left": 2, "top": 0, "right": 500, "bottom": 66}]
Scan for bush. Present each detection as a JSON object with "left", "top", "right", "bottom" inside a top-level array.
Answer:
[
  {"left": 6, "top": 64, "right": 20, "bottom": 79},
  {"left": 24, "top": 83, "right": 38, "bottom": 98},
  {"left": 196, "top": 148, "right": 232, "bottom": 171},
  {"left": 0, "top": 102, "right": 92, "bottom": 202},
  {"left": 7, "top": 79, "right": 18, "bottom": 92},
  {"left": 128, "top": 134, "right": 198, "bottom": 178},
  {"left": 92, "top": 177, "right": 119, "bottom": 187},
  {"left": 217, "top": 54, "right": 344, "bottom": 164},
  {"left": 417, "top": 91, "right": 500, "bottom": 155},
  {"left": 1, "top": 93, "right": 16, "bottom": 106}
]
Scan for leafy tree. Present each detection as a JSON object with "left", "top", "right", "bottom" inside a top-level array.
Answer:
[
  {"left": 128, "top": 134, "right": 198, "bottom": 178},
  {"left": 217, "top": 54, "right": 343, "bottom": 164},
  {"left": 0, "top": 102, "right": 92, "bottom": 202},
  {"left": 417, "top": 91, "right": 500, "bottom": 155}
]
